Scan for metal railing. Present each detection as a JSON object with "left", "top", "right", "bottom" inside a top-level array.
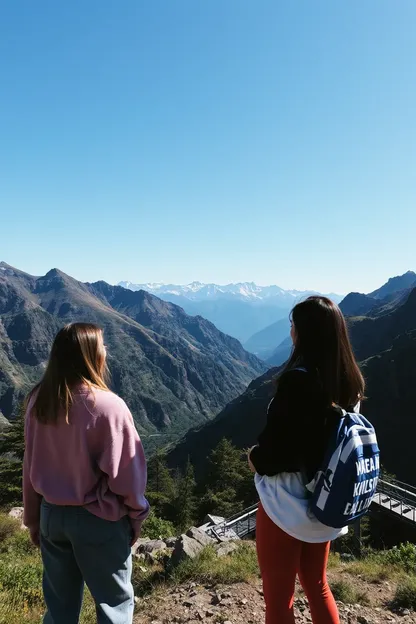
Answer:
[
  {"left": 375, "top": 478, "right": 416, "bottom": 524},
  {"left": 207, "top": 504, "right": 258, "bottom": 539},
  {"left": 206, "top": 477, "right": 416, "bottom": 539}
]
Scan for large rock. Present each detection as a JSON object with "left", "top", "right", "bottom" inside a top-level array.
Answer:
[
  {"left": 8, "top": 507, "right": 25, "bottom": 528},
  {"left": 171, "top": 534, "right": 204, "bottom": 566},
  {"left": 186, "top": 526, "right": 216, "bottom": 547},
  {"left": 132, "top": 538, "right": 167, "bottom": 557},
  {"left": 215, "top": 541, "right": 239, "bottom": 558},
  {"left": 131, "top": 537, "right": 150, "bottom": 556},
  {"left": 138, "top": 539, "right": 167, "bottom": 555}
]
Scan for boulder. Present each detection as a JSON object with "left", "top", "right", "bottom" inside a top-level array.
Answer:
[
  {"left": 186, "top": 526, "right": 216, "bottom": 547},
  {"left": 171, "top": 534, "right": 204, "bottom": 566},
  {"left": 340, "top": 553, "right": 355, "bottom": 563},
  {"left": 8, "top": 507, "right": 25, "bottom": 528},
  {"left": 215, "top": 541, "right": 239, "bottom": 557},
  {"left": 131, "top": 538, "right": 149, "bottom": 555},
  {"left": 138, "top": 539, "right": 167, "bottom": 554},
  {"left": 165, "top": 536, "right": 178, "bottom": 548}
]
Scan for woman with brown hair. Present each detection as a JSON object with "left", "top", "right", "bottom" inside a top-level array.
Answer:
[
  {"left": 23, "top": 323, "right": 149, "bottom": 624},
  {"left": 249, "top": 297, "right": 365, "bottom": 624}
]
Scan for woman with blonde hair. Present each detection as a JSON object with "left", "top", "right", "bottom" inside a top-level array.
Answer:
[{"left": 23, "top": 322, "right": 149, "bottom": 624}]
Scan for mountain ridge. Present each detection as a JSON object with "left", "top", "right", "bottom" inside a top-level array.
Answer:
[
  {"left": 0, "top": 263, "right": 265, "bottom": 447},
  {"left": 119, "top": 280, "right": 343, "bottom": 344},
  {"left": 119, "top": 280, "right": 341, "bottom": 304},
  {"left": 167, "top": 282, "right": 416, "bottom": 484}
]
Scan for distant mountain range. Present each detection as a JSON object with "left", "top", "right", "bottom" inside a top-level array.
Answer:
[
  {"left": 0, "top": 262, "right": 265, "bottom": 447},
  {"left": 257, "top": 271, "right": 416, "bottom": 367},
  {"left": 167, "top": 271, "right": 416, "bottom": 485},
  {"left": 119, "top": 281, "right": 341, "bottom": 304},
  {"left": 119, "top": 280, "right": 342, "bottom": 346}
]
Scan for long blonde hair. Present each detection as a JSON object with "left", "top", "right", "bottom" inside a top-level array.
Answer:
[{"left": 28, "top": 322, "right": 109, "bottom": 424}]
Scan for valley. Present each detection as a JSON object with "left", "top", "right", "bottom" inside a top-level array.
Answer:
[
  {"left": 0, "top": 262, "right": 265, "bottom": 446},
  {"left": 167, "top": 271, "right": 416, "bottom": 486},
  {"left": 120, "top": 280, "right": 342, "bottom": 348}
]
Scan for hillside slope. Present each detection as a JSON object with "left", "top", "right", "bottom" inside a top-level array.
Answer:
[
  {"left": 0, "top": 263, "right": 265, "bottom": 444},
  {"left": 167, "top": 286, "right": 416, "bottom": 484}
]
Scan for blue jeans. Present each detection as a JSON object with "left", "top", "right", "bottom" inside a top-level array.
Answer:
[{"left": 40, "top": 500, "right": 134, "bottom": 624}]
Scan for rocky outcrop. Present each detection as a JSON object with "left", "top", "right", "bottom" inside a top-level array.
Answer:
[
  {"left": 186, "top": 527, "right": 216, "bottom": 547},
  {"left": 215, "top": 541, "right": 239, "bottom": 557},
  {"left": 135, "top": 524, "right": 241, "bottom": 568},
  {"left": 171, "top": 534, "right": 205, "bottom": 566}
]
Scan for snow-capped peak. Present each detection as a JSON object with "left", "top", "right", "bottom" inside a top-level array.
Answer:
[{"left": 117, "top": 280, "right": 341, "bottom": 305}]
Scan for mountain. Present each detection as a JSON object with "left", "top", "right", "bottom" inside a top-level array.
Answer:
[
  {"left": 267, "top": 336, "right": 293, "bottom": 367},
  {"left": 243, "top": 317, "right": 290, "bottom": 359},
  {"left": 369, "top": 271, "right": 416, "bottom": 300},
  {"left": 339, "top": 293, "right": 378, "bottom": 318},
  {"left": 339, "top": 272, "right": 416, "bottom": 319},
  {"left": 167, "top": 284, "right": 416, "bottom": 485},
  {"left": 262, "top": 271, "right": 416, "bottom": 367},
  {"left": 0, "top": 262, "right": 265, "bottom": 447},
  {"left": 118, "top": 281, "right": 339, "bottom": 304},
  {"left": 119, "top": 281, "right": 342, "bottom": 345}
]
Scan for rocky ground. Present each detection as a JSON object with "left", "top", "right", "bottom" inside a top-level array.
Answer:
[{"left": 134, "top": 576, "right": 416, "bottom": 624}]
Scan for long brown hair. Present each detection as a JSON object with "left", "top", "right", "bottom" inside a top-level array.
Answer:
[
  {"left": 285, "top": 296, "right": 365, "bottom": 408},
  {"left": 28, "top": 323, "right": 109, "bottom": 424}
]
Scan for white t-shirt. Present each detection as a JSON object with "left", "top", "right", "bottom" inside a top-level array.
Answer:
[{"left": 255, "top": 471, "right": 348, "bottom": 543}]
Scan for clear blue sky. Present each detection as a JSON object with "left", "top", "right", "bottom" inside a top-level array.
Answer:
[{"left": 1, "top": 1, "right": 415, "bottom": 294}]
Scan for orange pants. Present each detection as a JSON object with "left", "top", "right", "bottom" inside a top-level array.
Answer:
[{"left": 256, "top": 503, "right": 339, "bottom": 624}]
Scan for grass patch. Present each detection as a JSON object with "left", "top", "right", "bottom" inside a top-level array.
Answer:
[
  {"left": 393, "top": 577, "right": 416, "bottom": 611},
  {"left": 0, "top": 552, "right": 44, "bottom": 608},
  {"left": 0, "top": 513, "right": 21, "bottom": 543},
  {"left": 329, "top": 545, "right": 416, "bottom": 584},
  {"left": 341, "top": 557, "right": 395, "bottom": 584},
  {"left": 330, "top": 578, "right": 370, "bottom": 605},
  {"left": 170, "top": 543, "right": 259, "bottom": 586},
  {"left": 0, "top": 528, "right": 37, "bottom": 557},
  {"left": 132, "top": 542, "right": 259, "bottom": 598}
]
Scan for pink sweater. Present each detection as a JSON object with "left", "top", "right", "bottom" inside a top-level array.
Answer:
[{"left": 23, "top": 386, "right": 149, "bottom": 534}]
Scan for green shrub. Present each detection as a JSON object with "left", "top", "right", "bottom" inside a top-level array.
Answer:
[
  {"left": 393, "top": 577, "right": 416, "bottom": 611},
  {"left": 141, "top": 511, "right": 175, "bottom": 540},
  {"left": 330, "top": 579, "right": 369, "bottom": 605},
  {"left": 0, "top": 513, "right": 21, "bottom": 544},
  {"left": 383, "top": 542, "right": 416, "bottom": 574}
]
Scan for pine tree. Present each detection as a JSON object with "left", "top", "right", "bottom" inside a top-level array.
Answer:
[
  {"left": 146, "top": 449, "right": 176, "bottom": 519},
  {"left": 0, "top": 409, "right": 25, "bottom": 461},
  {"left": 201, "top": 438, "right": 255, "bottom": 518},
  {"left": 0, "top": 409, "right": 25, "bottom": 508},
  {"left": 173, "top": 457, "right": 197, "bottom": 532}
]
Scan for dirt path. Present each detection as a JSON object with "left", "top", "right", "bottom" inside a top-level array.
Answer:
[{"left": 134, "top": 573, "right": 416, "bottom": 624}]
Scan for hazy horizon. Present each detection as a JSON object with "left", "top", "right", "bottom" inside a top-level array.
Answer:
[{"left": 4, "top": 258, "right": 414, "bottom": 297}]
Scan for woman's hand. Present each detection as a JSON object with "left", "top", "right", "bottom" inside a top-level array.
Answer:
[
  {"left": 247, "top": 446, "right": 257, "bottom": 474},
  {"left": 29, "top": 528, "right": 40, "bottom": 547}
]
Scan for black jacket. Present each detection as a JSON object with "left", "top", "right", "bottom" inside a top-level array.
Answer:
[{"left": 250, "top": 369, "right": 341, "bottom": 482}]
